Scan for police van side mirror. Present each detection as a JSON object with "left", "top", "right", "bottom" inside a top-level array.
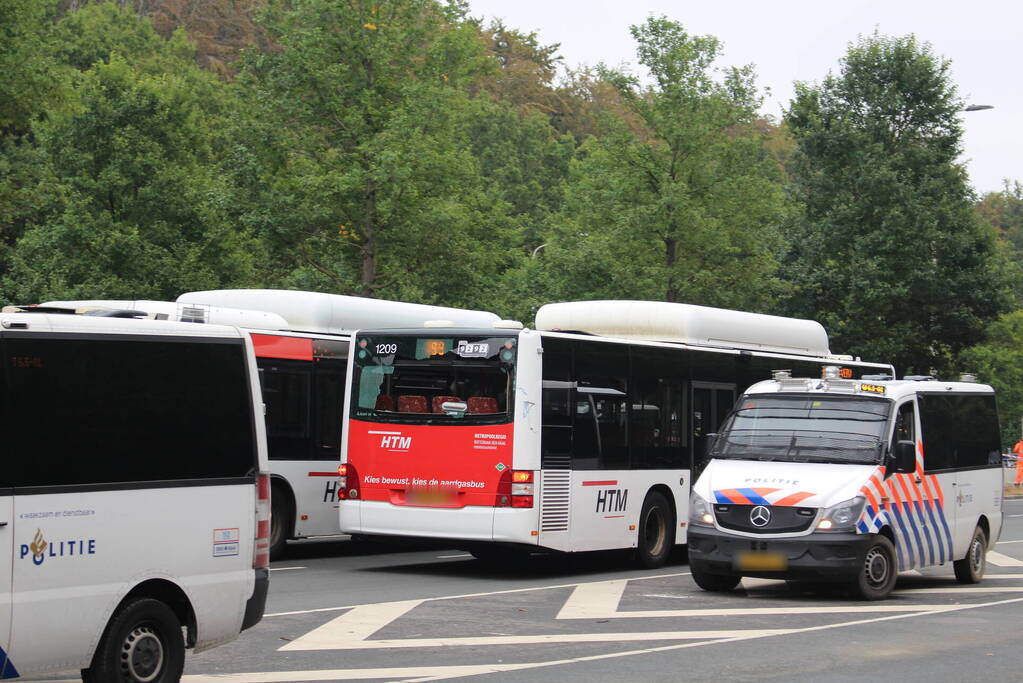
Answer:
[
  {"left": 892, "top": 441, "right": 917, "bottom": 474},
  {"left": 701, "top": 433, "right": 719, "bottom": 463}
]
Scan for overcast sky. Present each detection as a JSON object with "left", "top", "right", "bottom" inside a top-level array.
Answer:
[{"left": 467, "top": 0, "right": 1018, "bottom": 195}]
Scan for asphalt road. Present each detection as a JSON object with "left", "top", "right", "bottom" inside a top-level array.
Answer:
[{"left": 28, "top": 497, "right": 1023, "bottom": 682}]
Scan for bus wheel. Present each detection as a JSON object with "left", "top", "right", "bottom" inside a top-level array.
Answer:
[
  {"left": 636, "top": 491, "right": 674, "bottom": 569},
  {"left": 850, "top": 535, "right": 897, "bottom": 600},
  {"left": 269, "top": 486, "right": 290, "bottom": 561},
  {"left": 690, "top": 561, "right": 741, "bottom": 592},
  {"left": 82, "top": 598, "right": 185, "bottom": 683},
  {"left": 954, "top": 525, "right": 987, "bottom": 584}
]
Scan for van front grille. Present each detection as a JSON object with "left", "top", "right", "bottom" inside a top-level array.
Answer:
[{"left": 715, "top": 504, "right": 815, "bottom": 534}]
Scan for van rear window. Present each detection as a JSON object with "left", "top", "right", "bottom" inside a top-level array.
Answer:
[{"left": 1, "top": 335, "right": 256, "bottom": 489}]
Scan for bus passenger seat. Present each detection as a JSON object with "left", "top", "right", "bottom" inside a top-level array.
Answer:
[
  {"left": 432, "top": 395, "right": 462, "bottom": 413},
  {"left": 374, "top": 395, "right": 394, "bottom": 411},
  {"left": 468, "top": 396, "right": 498, "bottom": 414},
  {"left": 398, "top": 395, "right": 428, "bottom": 413}
]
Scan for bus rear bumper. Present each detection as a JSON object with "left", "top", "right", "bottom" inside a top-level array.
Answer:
[{"left": 340, "top": 500, "right": 537, "bottom": 544}]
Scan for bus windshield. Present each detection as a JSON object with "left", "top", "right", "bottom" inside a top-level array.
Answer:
[
  {"left": 709, "top": 394, "right": 892, "bottom": 465},
  {"left": 351, "top": 333, "right": 516, "bottom": 424}
]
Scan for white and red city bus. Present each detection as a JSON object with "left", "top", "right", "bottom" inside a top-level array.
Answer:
[
  {"left": 43, "top": 291, "right": 500, "bottom": 559},
  {"left": 338, "top": 300, "right": 895, "bottom": 567}
]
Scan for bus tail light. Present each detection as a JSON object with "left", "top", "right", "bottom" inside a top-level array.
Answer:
[
  {"left": 337, "top": 462, "right": 360, "bottom": 501},
  {"left": 511, "top": 470, "right": 534, "bottom": 508},
  {"left": 254, "top": 472, "right": 271, "bottom": 569}
]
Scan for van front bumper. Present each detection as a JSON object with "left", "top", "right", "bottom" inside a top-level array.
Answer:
[{"left": 687, "top": 527, "right": 875, "bottom": 581}]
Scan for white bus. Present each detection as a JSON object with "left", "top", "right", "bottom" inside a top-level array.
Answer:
[
  {"left": 46, "top": 291, "right": 500, "bottom": 559},
  {"left": 0, "top": 306, "right": 269, "bottom": 680},
  {"left": 338, "top": 300, "right": 895, "bottom": 567}
]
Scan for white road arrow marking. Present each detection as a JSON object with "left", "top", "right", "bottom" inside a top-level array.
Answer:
[
  {"left": 280, "top": 600, "right": 423, "bottom": 651},
  {"left": 212, "top": 595, "right": 1023, "bottom": 682},
  {"left": 280, "top": 574, "right": 1023, "bottom": 652}
]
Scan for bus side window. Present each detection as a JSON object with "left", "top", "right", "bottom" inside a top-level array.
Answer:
[
  {"left": 631, "top": 348, "right": 685, "bottom": 469},
  {"left": 573, "top": 341, "right": 628, "bottom": 470},
  {"left": 540, "top": 337, "right": 574, "bottom": 469},
  {"left": 261, "top": 361, "right": 312, "bottom": 460},
  {"left": 313, "top": 360, "right": 346, "bottom": 459}
]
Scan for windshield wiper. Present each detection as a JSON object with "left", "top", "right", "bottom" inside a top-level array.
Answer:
[{"left": 783, "top": 433, "right": 798, "bottom": 459}]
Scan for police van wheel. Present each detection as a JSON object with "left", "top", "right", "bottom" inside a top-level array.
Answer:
[
  {"left": 269, "top": 486, "right": 291, "bottom": 561},
  {"left": 954, "top": 526, "right": 987, "bottom": 584},
  {"left": 636, "top": 491, "right": 674, "bottom": 569},
  {"left": 84, "top": 598, "right": 185, "bottom": 683},
  {"left": 690, "top": 561, "right": 741, "bottom": 592},
  {"left": 850, "top": 535, "right": 897, "bottom": 600}
]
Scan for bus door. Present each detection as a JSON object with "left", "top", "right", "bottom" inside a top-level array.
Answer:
[{"left": 692, "top": 382, "right": 735, "bottom": 478}]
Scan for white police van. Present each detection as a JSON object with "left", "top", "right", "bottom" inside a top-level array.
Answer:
[
  {"left": 0, "top": 307, "right": 270, "bottom": 680},
  {"left": 688, "top": 368, "right": 1002, "bottom": 600}
]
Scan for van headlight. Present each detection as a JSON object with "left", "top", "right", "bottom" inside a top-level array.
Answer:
[
  {"left": 816, "top": 496, "right": 866, "bottom": 531},
  {"left": 689, "top": 493, "right": 715, "bottom": 527}
]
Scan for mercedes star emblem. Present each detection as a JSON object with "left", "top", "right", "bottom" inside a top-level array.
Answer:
[{"left": 749, "top": 505, "right": 771, "bottom": 527}]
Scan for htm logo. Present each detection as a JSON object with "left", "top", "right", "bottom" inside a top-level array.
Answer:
[
  {"left": 380, "top": 435, "right": 412, "bottom": 450},
  {"left": 595, "top": 489, "right": 628, "bottom": 513}
]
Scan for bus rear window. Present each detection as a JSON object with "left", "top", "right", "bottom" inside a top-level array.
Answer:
[{"left": 352, "top": 334, "right": 516, "bottom": 424}]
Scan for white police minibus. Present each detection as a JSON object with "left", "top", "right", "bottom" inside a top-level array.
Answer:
[
  {"left": 688, "top": 369, "right": 1002, "bottom": 600},
  {"left": 0, "top": 308, "right": 270, "bottom": 680}
]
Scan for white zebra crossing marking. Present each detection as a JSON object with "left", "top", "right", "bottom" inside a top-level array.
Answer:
[{"left": 986, "top": 550, "right": 1023, "bottom": 567}]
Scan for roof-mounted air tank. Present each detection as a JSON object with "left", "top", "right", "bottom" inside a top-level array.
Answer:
[{"left": 534, "top": 300, "right": 831, "bottom": 357}]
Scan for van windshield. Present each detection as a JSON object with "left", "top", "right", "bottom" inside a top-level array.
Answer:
[{"left": 709, "top": 394, "right": 891, "bottom": 465}]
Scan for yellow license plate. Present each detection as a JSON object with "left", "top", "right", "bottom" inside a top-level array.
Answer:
[{"left": 734, "top": 550, "right": 788, "bottom": 571}]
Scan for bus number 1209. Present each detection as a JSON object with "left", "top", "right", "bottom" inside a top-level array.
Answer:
[{"left": 375, "top": 344, "right": 398, "bottom": 355}]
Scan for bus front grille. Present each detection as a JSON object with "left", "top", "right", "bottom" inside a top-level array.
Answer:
[{"left": 540, "top": 470, "right": 571, "bottom": 532}]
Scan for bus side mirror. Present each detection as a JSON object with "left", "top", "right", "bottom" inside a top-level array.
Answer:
[{"left": 892, "top": 441, "right": 917, "bottom": 474}]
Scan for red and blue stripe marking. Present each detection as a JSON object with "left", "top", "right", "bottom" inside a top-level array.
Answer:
[{"left": 714, "top": 487, "right": 817, "bottom": 507}]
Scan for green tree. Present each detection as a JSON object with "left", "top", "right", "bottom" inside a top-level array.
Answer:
[
  {"left": 975, "top": 180, "right": 1023, "bottom": 308},
  {"left": 4, "top": 53, "right": 253, "bottom": 302},
  {"left": 0, "top": 0, "right": 70, "bottom": 284},
  {"left": 977, "top": 180, "right": 1023, "bottom": 251},
  {"left": 782, "top": 33, "right": 1008, "bottom": 373},
  {"left": 472, "top": 20, "right": 564, "bottom": 120},
  {"left": 233, "top": 0, "right": 515, "bottom": 308},
  {"left": 51, "top": 1, "right": 170, "bottom": 72},
  {"left": 460, "top": 94, "right": 573, "bottom": 252},
  {"left": 959, "top": 311, "right": 1023, "bottom": 449},
  {"left": 545, "top": 17, "right": 789, "bottom": 310},
  {"left": 0, "top": 0, "right": 67, "bottom": 136}
]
